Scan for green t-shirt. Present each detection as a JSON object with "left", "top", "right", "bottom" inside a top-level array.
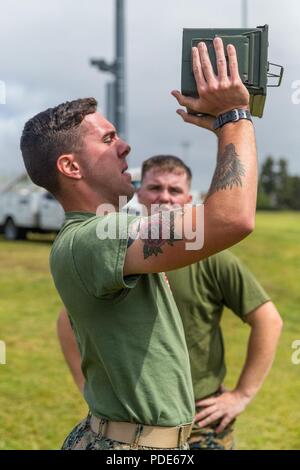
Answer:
[
  {"left": 166, "top": 250, "right": 270, "bottom": 400},
  {"left": 50, "top": 211, "right": 194, "bottom": 426}
]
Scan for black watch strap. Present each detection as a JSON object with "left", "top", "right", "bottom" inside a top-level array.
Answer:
[{"left": 213, "top": 109, "right": 252, "bottom": 130}]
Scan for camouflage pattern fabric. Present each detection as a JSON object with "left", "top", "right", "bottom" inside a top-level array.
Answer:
[
  {"left": 62, "top": 414, "right": 189, "bottom": 450},
  {"left": 188, "top": 419, "right": 235, "bottom": 450}
]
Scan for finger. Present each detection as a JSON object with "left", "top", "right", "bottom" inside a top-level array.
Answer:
[
  {"left": 194, "top": 405, "right": 217, "bottom": 423},
  {"left": 192, "top": 46, "right": 206, "bottom": 92},
  {"left": 197, "top": 410, "right": 223, "bottom": 428},
  {"left": 171, "top": 90, "right": 200, "bottom": 113},
  {"left": 215, "top": 416, "right": 232, "bottom": 434},
  {"left": 198, "top": 41, "right": 216, "bottom": 84},
  {"left": 176, "top": 109, "right": 214, "bottom": 131},
  {"left": 227, "top": 44, "right": 241, "bottom": 82},
  {"left": 195, "top": 397, "right": 216, "bottom": 407},
  {"left": 213, "top": 37, "right": 227, "bottom": 80}
]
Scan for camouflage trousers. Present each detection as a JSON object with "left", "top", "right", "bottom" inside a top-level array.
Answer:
[
  {"left": 62, "top": 414, "right": 189, "bottom": 450},
  {"left": 188, "top": 419, "right": 235, "bottom": 450},
  {"left": 188, "top": 393, "right": 235, "bottom": 450}
]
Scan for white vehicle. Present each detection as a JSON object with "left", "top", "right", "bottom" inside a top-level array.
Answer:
[
  {"left": 123, "top": 167, "right": 142, "bottom": 215},
  {"left": 0, "top": 168, "right": 142, "bottom": 240},
  {"left": 0, "top": 167, "right": 202, "bottom": 240},
  {"left": 0, "top": 174, "right": 64, "bottom": 240}
]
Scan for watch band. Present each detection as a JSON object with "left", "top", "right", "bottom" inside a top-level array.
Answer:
[{"left": 213, "top": 109, "right": 252, "bottom": 130}]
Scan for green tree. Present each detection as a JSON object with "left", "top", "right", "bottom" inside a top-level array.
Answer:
[
  {"left": 289, "top": 176, "right": 300, "bottom": 210},
  {"left": 260, "top": 156, "right": 277, "bottom": 195},
  {"left": 277, "top": 158, "right": 291, "bottom": 209},
  {"left": 257, "top": 156, "right": 300, "bottom": 211},
  {"left": 257, "top": 156, "right": 277, "bottom": 210}
]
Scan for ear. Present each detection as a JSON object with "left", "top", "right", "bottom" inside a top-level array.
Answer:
[
  {"left": 57, "top": 154, "right": 82, "bottom": 180},
  {"left": 187, "top": 194, "right": 193, "bottom": 203}
]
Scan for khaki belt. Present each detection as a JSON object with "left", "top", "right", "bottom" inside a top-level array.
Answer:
[{"left": 90, "top": 415, "right": 193, "bottom": 448}]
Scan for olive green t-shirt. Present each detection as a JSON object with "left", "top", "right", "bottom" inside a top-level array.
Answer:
[
  {"left": 167, "top": 250, "right": 270, "bottom": 400},
  {"left": 50, "top": 211, "right": 194, "bottom": 426}
]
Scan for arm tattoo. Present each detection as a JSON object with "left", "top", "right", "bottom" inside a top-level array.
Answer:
[
  {"left": 128, "top": 209, "right": 183, "bottom": 259},
  {"left": 207, "top": 143, "right": 246, "bottom": 198}
]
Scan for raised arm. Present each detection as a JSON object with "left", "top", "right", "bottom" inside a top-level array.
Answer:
[{"left": 124, "top": 38, "right": 257, "bottom": 276}]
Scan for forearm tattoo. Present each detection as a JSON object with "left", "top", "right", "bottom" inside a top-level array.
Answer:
[
  {"left": 128, "top": 209, "right": 183, "bottom": 259},
  {"left": 207, "top": 143, "right": 246, "bottom": 198}
]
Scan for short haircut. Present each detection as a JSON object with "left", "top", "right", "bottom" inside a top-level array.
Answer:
[
  {"left": 20, "top": 97, "right": 97, "bottom": 195},
  {"left": 141, "top": 155, "right": 192, "bottom": 185}
]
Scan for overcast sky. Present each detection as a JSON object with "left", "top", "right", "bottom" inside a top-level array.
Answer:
[{"left": 0, "top": 0, "right": 299, "bottom": 190}]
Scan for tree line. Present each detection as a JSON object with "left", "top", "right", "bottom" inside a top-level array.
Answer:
[{"left": 257, "top": 157, "right": 300, "bottom": 210}]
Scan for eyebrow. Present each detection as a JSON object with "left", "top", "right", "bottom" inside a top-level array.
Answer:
[
  {"left": 102, "top": 130, "right": 116, "bottom": 140},
  {"left": 146, "top": 184, "right": 162, "bottom": 189},
  {"left": 147, "top": 184, "right": 184, "bottom": 191}
]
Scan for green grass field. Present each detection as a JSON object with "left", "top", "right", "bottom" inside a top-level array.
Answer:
[{"left": 0, "top": 212, "right": 299, "bottom": 450}]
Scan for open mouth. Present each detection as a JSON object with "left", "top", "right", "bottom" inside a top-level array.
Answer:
[{"left": 121, "top": 166, "right": 131, "bottom": 177}]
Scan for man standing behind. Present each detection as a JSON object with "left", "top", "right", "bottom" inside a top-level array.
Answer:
[
  {"left": 137, "top": 156, "right": 283, "bottom": 449},
  {"left": 22, "top": 39, "right": 258, "bottom": 450},
  {"left": 58, "top": 155, "right": 282, "bottom": 450}
]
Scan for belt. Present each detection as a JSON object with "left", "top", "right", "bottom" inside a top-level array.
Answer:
[{"left": 90, "top": 415, "right": 193, "bottom": 448}]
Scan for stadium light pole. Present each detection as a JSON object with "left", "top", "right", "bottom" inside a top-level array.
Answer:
[
  {"left": 242, "top": 0, "right": 248, "bottom": 27},
  {"left": 90, "top": 0, "right": 126, "bottom": 140}
]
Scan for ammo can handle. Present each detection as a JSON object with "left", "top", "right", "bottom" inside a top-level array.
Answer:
[{"left": 267, "top": 62, "right": 284, "bottom": 87}]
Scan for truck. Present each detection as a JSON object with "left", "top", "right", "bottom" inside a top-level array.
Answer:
[
  {"left": 0, "top": 174, "right": 65, "bottom": 240},
  {"left": 0, "top": 168, "right": 142, "bottom": 240}
]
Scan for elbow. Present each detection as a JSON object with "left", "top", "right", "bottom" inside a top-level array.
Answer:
[
  {"left": 56, "top": 312, "right": 62, "bottom": 332},
  {"left": 233, "top": 215, "right": 255, "bottom": 241},
  {"left": 242, "top": 204, "right": 257, "bottom": 235},
  {"left": 270, "top": 313, "right": 283, "bottom": 343},
  {"left": 274, "top": 313, "right": 284, "bottom": 335},
  {"left": 267, "top": 305, "right": 283, "bottom": 337},
  {"left": 241, "top": 217, "right": 255, "bottom": 237},
  {"left": 56, "top": 309, "right": 66, "bottom": 340}
]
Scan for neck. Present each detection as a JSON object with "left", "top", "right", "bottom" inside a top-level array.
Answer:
[{"left": 59, "top": 188, "right": 118, "bottom": 214}]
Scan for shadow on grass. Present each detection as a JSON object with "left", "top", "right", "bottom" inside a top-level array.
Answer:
[{"left": 0, "top": 233, "right": 56, "bottom": 245}]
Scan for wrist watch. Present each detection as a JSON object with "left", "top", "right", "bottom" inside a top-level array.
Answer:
[{"left": 213, "top": 109, "right": 252, "bottom": 130}]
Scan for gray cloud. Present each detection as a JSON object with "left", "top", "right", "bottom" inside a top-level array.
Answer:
[{"left": 0, "top": 0, "right": 299, "bottom": 190}]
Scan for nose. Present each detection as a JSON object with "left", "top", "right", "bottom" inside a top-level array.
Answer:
[
  {"left": 118, "top": 139, "right": 131, "bottom": 159},
  {"left": 158, "top": 190, "right": 172, "bottom": 205}
]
